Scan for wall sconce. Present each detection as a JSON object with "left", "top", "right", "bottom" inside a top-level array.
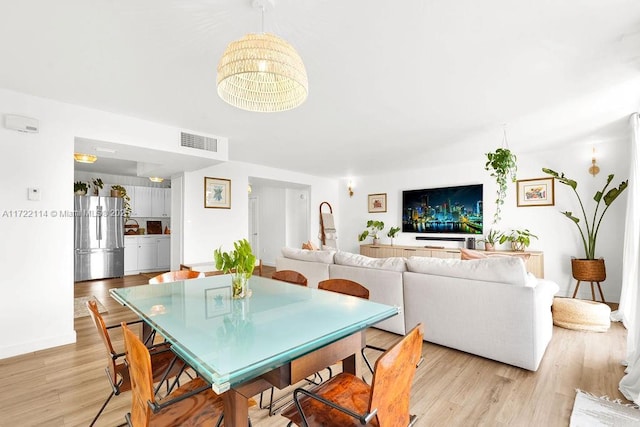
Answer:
[
  {"left": 588, "top": 147, "right": 600, "bottom": 177},
  {"left": 348, "top": 181, "right": 354, "bottom": 197}
]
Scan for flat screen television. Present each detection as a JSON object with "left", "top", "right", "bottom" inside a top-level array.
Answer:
[{"left": 402, "top": 184, "right": 483, "bottom": 234}]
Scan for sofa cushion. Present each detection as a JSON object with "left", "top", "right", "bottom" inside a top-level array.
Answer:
[
  {"left": 460, "top": 248, "right": 531, "bottom": 261},
  {"left": 281, "top": 247, "right": 335, "bottom": 264},
  {"left": 334, "top": 251, "right": 407, "bottom": 272},
  {"left": 406, "top": 256, "right": 528, "bottom": 286}
]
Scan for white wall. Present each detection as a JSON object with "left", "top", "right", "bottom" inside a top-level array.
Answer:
[
  {"left": 0, "top": 88, "right": 227, "bottom": 359},
  {"left": 181, "top": 161, "right": 338, "bottom": 266},
  {"left": 338, "top": 136, "right": 630, "bottom": 302},
  {"left": 286, "top": 188, "right": 310, "bottom": 249}
]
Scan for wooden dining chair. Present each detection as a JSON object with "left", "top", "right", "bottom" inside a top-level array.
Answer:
[
  {"left": 317, "top": 278, "right": 387, "bottom": 374},
  {"left": 271, "top": 270, "right": 308, "bottom": 286},
  {"left": 318, "top": 278, "right": 370, "bottom": 299},
  {"left": 148, "top": 270, "right": 204, "bottom": 284},
  {"left": 121, "top": 322, "right": 225, "bottom": 427},
  {"left": 87, "top": 300, "right": 187, "bottom": 427},
  {"left": 281, "top": 323, "right": 424, "bottom": 427}
]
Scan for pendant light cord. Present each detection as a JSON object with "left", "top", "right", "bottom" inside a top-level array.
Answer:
[{"left": 502, "top": 124, "right": 509, "bottom": 149}]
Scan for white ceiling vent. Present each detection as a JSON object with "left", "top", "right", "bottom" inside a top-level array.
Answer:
[{"left": 180, "top": 132, "right": 218, "bottom": 153}]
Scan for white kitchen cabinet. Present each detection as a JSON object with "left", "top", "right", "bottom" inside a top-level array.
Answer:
[
  {"left": 163, "top": 188, "right": 171, "bottom": 217},
  {"left": 151, "top": 188, "right": 171, "bottom": 217},
  {"left": 124, "top": 235, "right": 171, "bottom": 274},
  {"left": 132, "top": 186, "right": 152, "bottom": 217},
  {"left": 157, "top": 237, "right": 170, "bottom": 268},
  {"left": 137, "top": 236, "right": 157, "bottom": 271},
  {"left": 124, "top": 236, "right": 138, "bottom": 273}
]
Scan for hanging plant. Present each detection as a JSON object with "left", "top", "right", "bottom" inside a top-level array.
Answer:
[{"left": 485, "top": 147, "right": 517, "bottom": 223}]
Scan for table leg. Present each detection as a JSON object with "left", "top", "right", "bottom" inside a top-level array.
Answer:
[
  {"left": 223, "top": 388, "right": 249, "bottom": 427},
  {"left": 342, "top": 352, "right": 357, "bottom": 376}
]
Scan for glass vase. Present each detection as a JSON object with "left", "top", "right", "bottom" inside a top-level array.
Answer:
[{"left": 231, "top": 273, "right": 251, "bottom": 299}]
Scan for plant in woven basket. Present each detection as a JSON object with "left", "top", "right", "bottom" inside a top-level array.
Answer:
[
  {"left": 110, "top": 185, "right": 131, "bottom": 219},
  {"left": 542, "top": 168, "right": 628, "bottom": 259}
]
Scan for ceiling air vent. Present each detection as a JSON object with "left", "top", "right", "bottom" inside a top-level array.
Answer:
[{"left": 181, "top": 132, "right": 218, "bottom": 153}]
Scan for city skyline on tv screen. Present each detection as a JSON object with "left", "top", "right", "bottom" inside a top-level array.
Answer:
[{"left": 402, "top": 184, "right": 483, "bottom": 234}]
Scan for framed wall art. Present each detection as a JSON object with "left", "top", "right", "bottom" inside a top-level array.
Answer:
[
  {"left": 204, "top": 177, "right": 231, "bottom": 209},
  {"left": 368, "top": 193, "right": 387, "bottom": 213},
  {"left": 516, "top": 177, "right": 555, "bottom": 207}
]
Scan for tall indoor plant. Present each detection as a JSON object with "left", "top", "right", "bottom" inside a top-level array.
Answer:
[
  {"left": 542, "top": 168, "right": 628, "bottom": 284},
  {"left": 485, "top": 147, "right": 517, "bottom": 223},
  {"left": 214, "top": 239, "right": 257, "bottom": 299}
]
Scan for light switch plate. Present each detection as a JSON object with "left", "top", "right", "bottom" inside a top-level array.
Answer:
[{"left": 28, "top": 187, "right": 40, "bottom": 201}]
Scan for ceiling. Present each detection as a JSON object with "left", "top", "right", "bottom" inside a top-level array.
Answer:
[{"left": 1, "top": 0, "right": 640, "bottom": 178}]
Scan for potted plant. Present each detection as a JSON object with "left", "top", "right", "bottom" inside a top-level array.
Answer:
[
  {"left": 543, "top": 168, "right": 628, "bottom": 285},
  {"left": 499, "top": 229, "right": 538, "bottom": 252},
  {"left": 387, "top": 226, "right": 401, "bottom": 246},
  {"left": 74, "top": 181, "right": 88, "bottom": 195},
  {"left": 111, "top": 185, "right": 131, "bottom": 219},
  {"left": 214, "top": 239, "right": 257, "bottom": 299},
  {"left": 485, "top": 147, "right": 517, "bottom": 223},
  {"left": 91, "top": 178, "right": 104, "bottom": 195},
  {"left": 358, "top": 220, "right": 385, "bottom": 245},
  {"left": 478, "top": 229, "right": 502, "bottom": 251}
]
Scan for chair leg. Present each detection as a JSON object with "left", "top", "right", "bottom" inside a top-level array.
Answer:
[
  {"left": 572, "top": 280, "right": 581, "bottom": 298},
  {"left": 89, "top": 391, "right": 115, "bottom": 427}
]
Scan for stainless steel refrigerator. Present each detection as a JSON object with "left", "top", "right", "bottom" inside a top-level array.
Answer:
[{"left": 74, "top": 195, "right": 125, "bottom": 281}]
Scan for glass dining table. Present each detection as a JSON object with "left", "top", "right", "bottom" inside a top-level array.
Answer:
[{"left": 110, "top": 274, "right": 398, "bottom": 426}]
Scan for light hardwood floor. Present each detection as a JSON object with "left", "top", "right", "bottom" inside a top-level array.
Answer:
[{"left": 0, "top": 269, "right": 629, "bottom": 427}]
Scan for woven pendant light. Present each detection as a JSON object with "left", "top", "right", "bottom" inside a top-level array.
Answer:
[{"left": 217, "top": 32, "right": 308, "bottom": 112}]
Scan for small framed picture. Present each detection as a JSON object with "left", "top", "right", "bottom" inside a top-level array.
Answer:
[
  {"left": 517, "top": 177, "right": 555, "bottom": 207},
  {"left": 205, "top": 287, "right": 231, "bottom": 318},
  {"left": 204, "top": 177, "right": 231, "bottom": 209},
  {"left": 368, "top": 193, "right": 387, "bottom": 213}
]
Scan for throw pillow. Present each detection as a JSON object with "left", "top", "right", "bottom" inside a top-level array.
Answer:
[
  {"left": 460, "top": 248, "right": 531, "bottom": 261},
  {"left": 301, "top": 240, "right": 318, "bottom": 250}
]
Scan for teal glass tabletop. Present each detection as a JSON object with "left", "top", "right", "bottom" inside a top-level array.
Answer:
[{"left": 110, "top": 275, "right": 398, "bottom": 393}]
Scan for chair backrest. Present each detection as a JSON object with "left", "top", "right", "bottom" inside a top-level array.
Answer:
[
  {"left": 318, "top": 278, "right": 370, "bottom": 300},
  {"left": 87, "top": 300, "right": 120, "bottom": 387},
  {"left": 271, "top": 270, "right": 308, "bottom": 286},
  {"left": 369, "top": 324, "right": 424, "bottom": 426},
  {"left": 149, "top": 270, "right": 204, "bottom": 284},
  {"left": 122, "top": 322, "right": 156, "bottom": 427}
]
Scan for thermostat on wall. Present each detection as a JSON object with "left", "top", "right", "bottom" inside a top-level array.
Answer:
[{"left": 4, "top": 114, "right": 39, "bottom": 133}]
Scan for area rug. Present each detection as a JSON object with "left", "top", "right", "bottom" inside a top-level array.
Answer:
[
  {"left": 74, "top": 296, "right": 107, "bottom": 319},
  {"left": 570, "top": 389, "right": 640, "bottom": 426}
]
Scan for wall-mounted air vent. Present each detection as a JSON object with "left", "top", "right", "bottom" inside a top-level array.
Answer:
[{"left": 181, "top": 132, "right": 218, "bottom": 153}]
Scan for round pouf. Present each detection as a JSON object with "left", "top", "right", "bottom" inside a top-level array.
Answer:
[{"left": 552, "top": 297, "right": 611, "bottom": 332}]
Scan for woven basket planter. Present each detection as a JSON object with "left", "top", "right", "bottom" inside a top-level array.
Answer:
[{"left": 571, "top": 258, "right": 606, "bottom": 282}]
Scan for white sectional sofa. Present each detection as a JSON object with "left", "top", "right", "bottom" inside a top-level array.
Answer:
[{"left": 275, "top": 248, "right": 559, "bottom": 371}]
